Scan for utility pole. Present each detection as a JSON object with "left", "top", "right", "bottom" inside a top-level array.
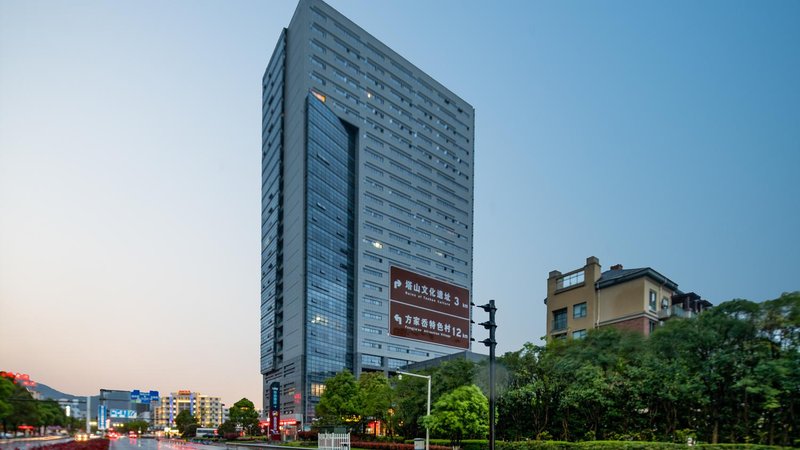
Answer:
[{"left": 472, "top": 300, "right": 497, "bottom": 450}]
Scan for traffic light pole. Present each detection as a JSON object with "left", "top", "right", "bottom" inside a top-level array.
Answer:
[{"left": 473, "top": 300, "right": 497, "bottom": 450}]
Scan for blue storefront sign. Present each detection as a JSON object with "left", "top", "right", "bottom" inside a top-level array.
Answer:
[{"left": 98, "top": 405, "right": 107, "bottom": 430}]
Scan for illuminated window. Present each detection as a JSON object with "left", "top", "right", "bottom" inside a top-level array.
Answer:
[
  {"left": 311, "top": 90, "right": 326, "bottom": 103},
  {"left": 311, "top": 383, "right": 325, "bottom": 397}
]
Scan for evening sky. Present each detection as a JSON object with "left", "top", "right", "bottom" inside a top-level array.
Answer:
[{"left": 1, "top": 0, "right": 798, "bottom": 409}]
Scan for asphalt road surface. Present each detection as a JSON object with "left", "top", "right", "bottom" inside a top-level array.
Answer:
[{"left": 111, "top": 439, "right": 226, "bottom": 450}]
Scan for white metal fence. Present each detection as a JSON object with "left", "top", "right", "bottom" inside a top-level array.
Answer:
[{"left": 318, "top": 432, "right": 350, "bottom": 450}]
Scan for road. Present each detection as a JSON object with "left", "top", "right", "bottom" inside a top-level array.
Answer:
[
  {"left": 0, "top": 437, "right": 295, "bottom": 450},
  {"left": 0, "top": 437, "right": 228, "bottom": 450},
  {"left": 112, "top": 439, "right": 226, "bottom": 450}
]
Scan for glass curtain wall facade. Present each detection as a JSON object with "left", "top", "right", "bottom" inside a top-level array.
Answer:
[
  {"left": 305, "top": 94, "right": 356, "bottom": 411},
  {"left": 261, "top": 0, "right": 475, "bottom": 425}
]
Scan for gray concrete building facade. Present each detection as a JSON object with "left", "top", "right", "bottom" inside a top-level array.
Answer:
[{"left": 261, "top": 0, "right": 475, "bottom": 425}]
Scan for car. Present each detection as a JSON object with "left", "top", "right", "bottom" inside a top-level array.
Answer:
[
  {"left": 75, "top": 432, "right": 89, "bottom": 442},
  {"left": 129, "top": 432, "right": 137, "bottom": 439}
]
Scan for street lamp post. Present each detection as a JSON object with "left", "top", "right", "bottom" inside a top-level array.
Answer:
[{"left": 397, "top": 371, "right": 431, "bottom": 450}]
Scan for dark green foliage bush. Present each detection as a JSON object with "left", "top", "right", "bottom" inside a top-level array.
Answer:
[
  {"left": 491, "top": 441, "right": 792, "bottom": 450},
  {"left": 298, "top": 430, "right": 318, "bottom": 441},
  {"left": 495, "top": 294, "right": 800, "bottom": 447},
  {"left": 352, "top": 441, "right": 451, "bottom": 450}
]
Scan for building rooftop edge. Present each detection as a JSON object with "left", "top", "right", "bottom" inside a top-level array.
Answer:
[
  {"left": 597, "top": 267, "right": 679, "bottom": 292},
  {"left": 300, "top": 0, "right": 475, "bottom": 111}
]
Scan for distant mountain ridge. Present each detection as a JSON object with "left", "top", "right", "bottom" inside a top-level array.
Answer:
[
  {"left": 33, "top": 382, "right": 81, "bottom": 401},
  {"left": 32, "top": 383, "right": 100, "bottom": 415}
]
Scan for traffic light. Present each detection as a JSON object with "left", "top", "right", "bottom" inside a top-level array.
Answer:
[{"left": 471, "top": 300, "right": 496, "bottom": 348}]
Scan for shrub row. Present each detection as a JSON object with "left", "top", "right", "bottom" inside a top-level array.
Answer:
[
  {"left": 499, "top": 441, "right": 790, "bottom": 450},
  {"left": 352, "top": 441, "right": 450, "bottom": 450},
  {"left": 390, "top": 440, "right": 793, "bottom": 450},
  {"left": 402, "top": 439, "right": 487, "bottom": 450}
]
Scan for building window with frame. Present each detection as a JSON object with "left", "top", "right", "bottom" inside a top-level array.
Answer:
[
  {"left": 573, "top": 302, "right": 587, "bottom": 319},
  {"left": 310, "top": 383, "right": 325, "bottom": 397},
  {"left": 572, "top": 329, "right": 587, "bottom": 340},
  {"left": 649, "top": 320, "right": 657, "bottom": 334},
  {"left": 649, "top": 290, "right": 657, "bottom": 311},
  {"left": 556, "top": 271, "right": 584, "bottom": 290},
  {"left": 552, "top": 308, "right": 567, "bottom": 331},
  {"left": 387, "top": 358, "right": 409, "bottom": 369},
  {"left": 361, "top": 354, "right": 382, "bottom": 367},
  {"left": 661, "top": 297, "right": 670, "bottom": 311}
]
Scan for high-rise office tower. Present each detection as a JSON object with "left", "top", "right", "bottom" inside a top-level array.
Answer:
[{"left": 261, "top": 0, "right": 475, "bottom": 426}]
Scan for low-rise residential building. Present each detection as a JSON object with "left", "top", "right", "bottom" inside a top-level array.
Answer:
[{"left": 545, "top": 256, "right": 712, "bottom": 340}]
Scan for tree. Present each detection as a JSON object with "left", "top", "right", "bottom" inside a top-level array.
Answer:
[
  {"left": 0, "top": 378, "right": 15, "bottom": 431},
  {"left": 36, "top": 400, "right": 66, "bottom": 432},
  {"left": 316, "top": 370, "right": 360, "bottom": 427},
  {"left": 217, "top": 420, "right": 237, "bottom": 439},
  {"left": 175, "top": 409, "right": 199, "bottom": 437},
  {"left": 392, "top": 361, "right": 478, "bottom": 440},
  {"left": 357, "top": 372, "right": 391, "bottom": 435},
  {"left": 229, "top": 398, "right": 260, "bottom": 436},
  {"left": 424, "top": 385, "right": 488, "bottom": 446},
  {"left": 433, "top": 359, "right": 476, "bottom": 400},
  {"left": 0, "top": 378, "right": 38, "bottom": 433},
  {"left": 496, "top": 343, "right": 561, "bottom": 441},
  {"left": 394, "top": 371, "right": 428, "bottom": 439}
]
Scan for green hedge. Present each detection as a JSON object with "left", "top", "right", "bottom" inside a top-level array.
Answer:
[
  {"left": 394, "top": 441, "right": 793, "bottom": 450},
  {"left": 497, "top": 441, "right": 792, "bottom": 450}
]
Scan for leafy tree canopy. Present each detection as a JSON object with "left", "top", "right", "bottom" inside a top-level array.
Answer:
[
  {"left": 493, "top": 292, "right": 800, "bottom": 446},
  {"left": 175, "top": 409, "right": 198, "bottom": 436},
  {"left": 316, "top": 370, "right": 360, "bottom": 427},
  {"left": 229, "top": 398, "right": 260, "bottom": 436},
  {"left": 357, "top": 372, "right": 392, "bottom": 434},
  {"left": 424, "top": 384, "right": 488, "bottom": 445}
]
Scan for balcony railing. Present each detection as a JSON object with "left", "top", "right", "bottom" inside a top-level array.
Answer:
[{"left": 671, "top": 306, "right": 695, "bottom": 319}]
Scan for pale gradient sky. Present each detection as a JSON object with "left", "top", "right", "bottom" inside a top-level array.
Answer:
[{"left": 1, "top": 0, "right": 798, "bottom": 410}]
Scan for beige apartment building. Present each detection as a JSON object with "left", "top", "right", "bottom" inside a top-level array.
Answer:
[
  {"left": 152, "top": 390, "right": 225, "bottom": 428},
  {"left": 545, "top": 256, "right": 712, "bottom": 340}
]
